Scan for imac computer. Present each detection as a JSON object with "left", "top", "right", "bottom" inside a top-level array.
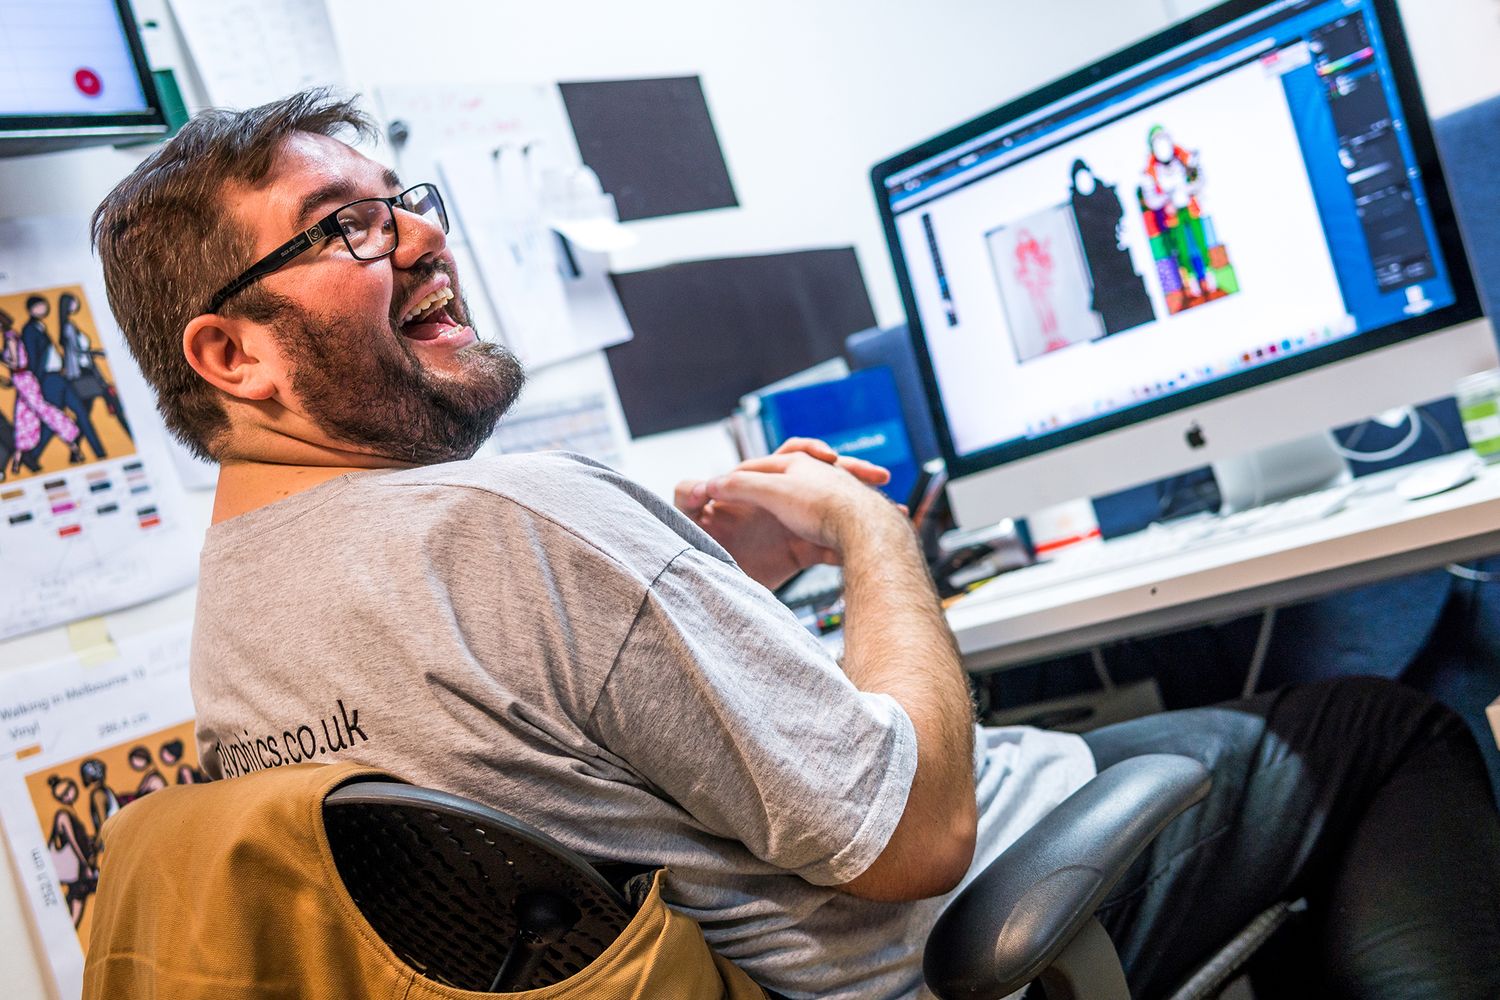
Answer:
[
  {"left": 872, "top": 0, "right": 1495, "bottom": 529},
  {"left": 0, "top": 0, "right": 167, "bottom": 156}
]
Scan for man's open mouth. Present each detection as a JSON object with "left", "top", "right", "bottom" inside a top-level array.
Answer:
[{"left": 398, "top": 286, "right": 461, "bottom": 341}]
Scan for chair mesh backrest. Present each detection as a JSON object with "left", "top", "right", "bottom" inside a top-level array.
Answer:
[{"left": 323, "top": 782, "right": 633, "bottom": 991}]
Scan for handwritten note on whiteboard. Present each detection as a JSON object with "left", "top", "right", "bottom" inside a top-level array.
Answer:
[{"left": 376, "top": 83, "right": 584, "bottom": 183}]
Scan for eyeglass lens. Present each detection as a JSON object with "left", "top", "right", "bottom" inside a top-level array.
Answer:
[
  {"left": 336, "top": 185, "right": 448, "bottom": 261},
  {"left": 403, "top": 184, "right": 448, "bottom": 234}
]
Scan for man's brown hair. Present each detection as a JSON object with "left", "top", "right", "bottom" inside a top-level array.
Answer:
[{"left": 91, "top": 89, "right": 377, "bottom": 460}]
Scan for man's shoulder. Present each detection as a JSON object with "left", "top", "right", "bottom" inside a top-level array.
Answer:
[
  {"left": 370, "top": 452, "right": 650, "bottom": 516},
  {"left": 357, "top": 452, "right": 726, "bottom": 568}
]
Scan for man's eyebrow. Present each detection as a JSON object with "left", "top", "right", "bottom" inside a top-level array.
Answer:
[
  {"left": 292, "top": 169, "right": 403, "bottom": 230},
  {"left": 294, "top": 179, "right": 359, "bottom": 231}
]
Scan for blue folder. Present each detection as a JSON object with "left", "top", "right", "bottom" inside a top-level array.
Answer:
[{"left": 758, "top": 367, "right": 919, "bottom": 503}]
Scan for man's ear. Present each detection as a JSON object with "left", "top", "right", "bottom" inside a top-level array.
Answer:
[{"left": 182, "top": 314, "right": 278, "bottom": 402}]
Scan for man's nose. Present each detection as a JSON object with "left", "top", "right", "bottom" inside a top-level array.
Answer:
[{"left": 390, "top": 204, "right": 446, "bottom": 268}]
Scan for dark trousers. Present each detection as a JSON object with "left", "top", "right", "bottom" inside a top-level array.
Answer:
[
  {"left": 0, "top": 411, "right": 40, "bottom": 475},
  {"left": 1082, "top": 677, "right": 1500, "bottom": 999},
  {"left": 27, "top": 372, "right": 103, "bottom": 462}
]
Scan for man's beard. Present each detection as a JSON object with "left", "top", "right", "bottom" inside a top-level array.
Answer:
[{"left": 266, "top": 270, "right": 525, "bottom": 465}]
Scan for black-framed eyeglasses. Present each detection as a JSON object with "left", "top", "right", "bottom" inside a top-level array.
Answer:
[{"left": 204, "top": 182, "right": 449, "bottom": 314}]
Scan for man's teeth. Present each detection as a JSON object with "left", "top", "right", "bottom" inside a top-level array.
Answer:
[{"left": 400, "top": 286, "right": 455, "bottom": 325}]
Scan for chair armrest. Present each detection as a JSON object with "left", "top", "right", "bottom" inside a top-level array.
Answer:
[{"left": 923, "top": 753, "right": 1210, "bottom": 999}]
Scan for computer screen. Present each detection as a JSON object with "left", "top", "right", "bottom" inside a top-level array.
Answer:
[
  {"left": 0, "top": 0, "right": 166, "bottom": 154},
  {"left": 872, "top": 0, "right": 1484, "bottom": 520}
]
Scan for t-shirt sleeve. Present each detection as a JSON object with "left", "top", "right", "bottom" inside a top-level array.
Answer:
[{"left": 586, "top": 547, "right": 918, "bottom": 887}]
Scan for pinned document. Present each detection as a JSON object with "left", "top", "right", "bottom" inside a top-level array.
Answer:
[
  {"left": 382, "top": 83, "right": 634, "bottom": 371},
  {"left": 0, "top": 217, "right": 198, "bottom": 641},
  {"left": 167, "top": 0, "right": 347, "bottom": 108},
  {"left": 542, "top": 166, "right": 637, "bottom": 254},
  {"left": 0, "top": 622, "right": 197, "bottom": 1000},
  {"left": 437, "top": 147, "right": 573, "bottom": 369}
]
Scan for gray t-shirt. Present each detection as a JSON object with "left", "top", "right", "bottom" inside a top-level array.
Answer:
[{"left": 192, "top": 454, "right": 1094, "bottom": 999}]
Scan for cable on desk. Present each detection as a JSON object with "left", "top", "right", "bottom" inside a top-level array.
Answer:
[
  {"left": 1241, "top": 607, "right": 1278, "bottom": 699},
  {"left": 1447, "top": 562, "right": 1500, "bottom": 584},
  {"left": 1089, "top": 647, "right": 1116, "bottom": 693},
  {"left": 1418, "top": 408, "right": 1456, "bottom": 453},
  {"left": 1331, "top": 407, "right": 1423, "bottom": 464}
]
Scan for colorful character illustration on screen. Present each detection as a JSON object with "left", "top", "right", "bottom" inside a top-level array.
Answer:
[
  {"left": 128, "top": 744, "right": 168, "bottom": 798},
  {"left": 45, "top": 775, "right": 98, "bottom": 928},
  {"left": 1012, "top": 229, "right": 1068, "bottom": 351},
  {"left": 159, "top": 738, "right": 205, "bottom": 784},
  {"left": 80, "top": 757, "right": 123, "bottom": 841},
  {"left": 59, "top": 292, "right": 132, "bottom": 446},
  {"left": 1069, "top": 159, "right": 1156, "bottom": 336},
  {"left": 1137, "top": 126, "right": 1240, "bottom": 314},
  {"left": 0, "top": 305, "right": 85, "bottom": 476}
]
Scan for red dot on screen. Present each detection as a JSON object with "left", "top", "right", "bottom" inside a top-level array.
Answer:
[{"left": 75, "top": 69, "right": 102, "bottom": 97}]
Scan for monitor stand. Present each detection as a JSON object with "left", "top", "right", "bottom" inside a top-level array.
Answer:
[{"left": 1210, "top": 432, "right": 1351, "bottom": 514}]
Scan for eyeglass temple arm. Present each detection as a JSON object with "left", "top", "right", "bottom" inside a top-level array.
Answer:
[{"left": 204, "top": 217, "right": 337, "bottom": 315}]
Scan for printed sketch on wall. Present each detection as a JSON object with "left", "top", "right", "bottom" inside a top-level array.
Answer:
[
  {"left": 22, "top": 719, "right": 204, "bottom": 947},
  {"left": 0, "top": 284, "right": 135, "bottom": 484}
]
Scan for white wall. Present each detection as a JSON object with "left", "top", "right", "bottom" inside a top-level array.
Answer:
[
  {"left": 329, "top": 0, "right": 1179, "bottom": 326},
  {"left": 2, "top": 0, "right": 1499, "bottom": 992}
]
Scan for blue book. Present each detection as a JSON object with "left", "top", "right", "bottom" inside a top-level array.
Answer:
[{"left": 758, "top": 367, "right": 919, "bottom": 503}]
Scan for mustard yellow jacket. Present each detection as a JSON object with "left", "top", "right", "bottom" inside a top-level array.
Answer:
[{"left": 83, "top": 761, "right": 764, "bottom": 1000}]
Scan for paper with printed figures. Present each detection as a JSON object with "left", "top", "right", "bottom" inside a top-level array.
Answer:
[
  {"left": 0, "top": 621, "right": 196, "bottom": 999},
  {"left": 0, "top": 216, "right": 198, "bottom": 641}
]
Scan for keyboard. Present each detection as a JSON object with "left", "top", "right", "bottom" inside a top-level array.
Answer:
[{"left": 959, "top": 482, "right": 1360, "bottom": 605}]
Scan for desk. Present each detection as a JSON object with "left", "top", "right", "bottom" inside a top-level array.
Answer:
[{"left": 947, "top": 457, "right": 1500, "bottom": 673}]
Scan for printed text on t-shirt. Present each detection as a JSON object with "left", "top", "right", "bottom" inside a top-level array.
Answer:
[{"left": 213, "top": 699, "right": 368, "bottom": 777}]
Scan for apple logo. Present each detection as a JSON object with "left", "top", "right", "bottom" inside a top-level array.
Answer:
[{"left": 1185, "top": 423, "right": 1207, "bottom": 449}]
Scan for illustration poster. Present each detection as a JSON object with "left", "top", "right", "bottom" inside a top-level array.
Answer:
[
  {"left": 23, "top": 720, "right": 202, "bottom": 945},
  {"left": 986, "top": 203, "right": 1104, "bottom": 363},
  {"left": 1, "top": 284, "right": 136, "bottom": 482},
  {"left": 0, "top": 622, "right": 194, "bottom": 999},
  {"left": 0, "top": 217, "right": 199, "bottom": 641}
]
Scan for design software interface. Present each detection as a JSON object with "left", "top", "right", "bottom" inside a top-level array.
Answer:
[{"left": 883, "top": 0, "right": 1457, "bottom": 461}]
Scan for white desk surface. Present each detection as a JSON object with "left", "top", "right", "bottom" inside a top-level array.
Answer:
[{"left": 947, "top": 457, "right": 1500, "bottom": 673}]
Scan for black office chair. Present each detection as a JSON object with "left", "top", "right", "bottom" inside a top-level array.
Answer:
[
  {"left": 922, "top": 754, "right": 1298, "bottom": 1000},
  {"left": 322, "top": 753, "right": 1298, "bottom": 999},
  {"left": 323, "top": 781, "right": 636, "bottom": 991}
]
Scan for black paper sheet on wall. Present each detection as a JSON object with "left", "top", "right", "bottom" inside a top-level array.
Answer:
[
  {"left": 559, "top": 76, "right": 738, "bottom": 222},
  {"left": 606, "top": 248, "right": 877, "bottom": 438}
]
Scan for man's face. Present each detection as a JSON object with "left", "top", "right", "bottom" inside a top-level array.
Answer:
[
  {"left": 224, "top": 132, "right": 524, "bottom": 465},
  {"left": 30, "top": 301, "right": 48, "bottom": 319}
]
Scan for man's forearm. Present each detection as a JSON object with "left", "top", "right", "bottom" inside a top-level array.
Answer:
[
  {"left": 838, "top": 503, "right": 977, "bottom": 891},
  {"left": 688, "top": 449, "right": 976, "bottom": 898}
]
